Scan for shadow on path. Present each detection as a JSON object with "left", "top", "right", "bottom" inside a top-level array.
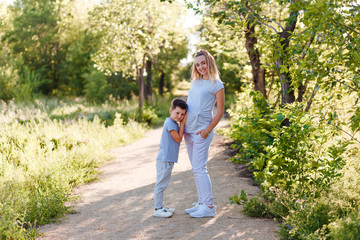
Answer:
[{"left": 38, "top": 121, "right": 279, "bottom": 240}]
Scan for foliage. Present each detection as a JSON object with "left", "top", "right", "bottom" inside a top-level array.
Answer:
[
  {"left": 328, "top": 211, "right": 360, "bottom": 240},
  {"left": 0, "top": 100, "right": 145, "bottom": 239},
  {"left": 189, "top": 0, "right": 360, "bottom": 107},
  {"left": 226, "top": 90, "right": 275, "bottom": 166},
  {"left": 89, "top": 0, "right": 190, "bottom": 109},
  {"left": 5, "top": 0, "right": 65, "bottom": 94},
  {"left": 1, "top": 0, "right": 99, "bottom": 99},
  {"left": 83, "top": 70, "right": 111, "bottom": 103},
  {"left": 226, "top": 89, "right": 359, "bottom": 238},
  {"left": 196, "top": 8, "right": 248, "bottom": 94}
]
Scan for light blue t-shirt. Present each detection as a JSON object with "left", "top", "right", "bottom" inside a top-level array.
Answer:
[
  {"left": 157, "top": 118, "right": 180, "bottom": 163},
  {"left": 185, "top": 79, "right": 224, "bottom": 134}
]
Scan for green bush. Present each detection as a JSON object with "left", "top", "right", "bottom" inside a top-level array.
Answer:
[
  {"left": 243, "top": 196, "right": 271, "bottom": 218},
  {"left": 227, "top": 90, "right": 359, "bottom": 238},
  {"left": 83, "top": 71, "right": 111, "bottom": 103},
  {"left": 281, "top": 200, "right": 332, "bottom": 239},
  {"left": 328, "top": 211, "right": 360, "bottom": 240},
  {"left": 227, "top": 90, "right": 276, "bottom": 166}
]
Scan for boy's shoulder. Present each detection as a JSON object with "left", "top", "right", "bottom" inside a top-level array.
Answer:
[{"left": 163, "top": 118, "right": 178, "bottom": 129}]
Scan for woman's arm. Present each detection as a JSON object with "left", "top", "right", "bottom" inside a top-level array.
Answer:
[{"left": 197, "top": 89, "right": 225, "bottom": 138}]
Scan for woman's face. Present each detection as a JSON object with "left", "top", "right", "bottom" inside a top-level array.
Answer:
[{"left": 194, "top": 55, "right": 208, "bottom": 77}]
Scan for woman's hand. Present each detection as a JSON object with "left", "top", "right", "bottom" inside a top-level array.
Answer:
[{"left": 196, "top": 129, "right": 210, "bottom": 139}]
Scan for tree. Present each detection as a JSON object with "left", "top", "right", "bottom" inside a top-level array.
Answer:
[
  {"left": 0, "top": 4, "right": 17, "bottom": 100},
  {"left": 185, "top": 0, "right": 359, "bottom": 111},
  {"left": 4, "top": 0, "right": 65, "bottom": 95},
  {"left": 153, "top": 37, "right": 188, "bottom": 96},
  {"left": 89, "top": 0, "right": 189, "bottom": 111},
  {"left": 2, "top": 0, "right": 98, "bottom": 98},
  {"left": 196, "top": 13, "right": 248, "bottom": 94}
]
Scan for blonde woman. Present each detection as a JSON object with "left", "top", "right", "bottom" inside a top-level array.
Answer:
[{"left": 184, "top": 49, "right": 225, "bottom": 218}]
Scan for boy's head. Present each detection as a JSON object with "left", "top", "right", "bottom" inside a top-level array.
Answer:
[{"left": 169, "top": 98, "right": 187, "bottom": 122}]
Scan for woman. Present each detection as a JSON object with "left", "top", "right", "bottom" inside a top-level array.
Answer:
[{"left": 184, "top": 49, "right": 225, "bottom": 218}]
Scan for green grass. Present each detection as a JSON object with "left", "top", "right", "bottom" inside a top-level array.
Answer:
[{"left": 0, "top": 98, "right": 146, "bottom": 239}]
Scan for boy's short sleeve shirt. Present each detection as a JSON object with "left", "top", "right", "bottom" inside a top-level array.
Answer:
[{"left": 157, "top": 118, "right": 180, "bottom": 163}]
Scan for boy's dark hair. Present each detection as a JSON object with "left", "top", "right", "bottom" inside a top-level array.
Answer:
[{"left": 171, "top": 98, "right": 188, "bottom": 111}]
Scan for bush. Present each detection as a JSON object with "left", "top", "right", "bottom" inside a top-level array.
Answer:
[
  {"left": 83, "top": 71, "right": 111, "bottom": 103},
  {"left": 328, "top": 211, "right": 360, "bottom": 240},
  {"left": 227, "top": 90, "right": 358, "bottom": 238},
  {"left": 227, "top": 90, "right": 276, "bottom": 166}
]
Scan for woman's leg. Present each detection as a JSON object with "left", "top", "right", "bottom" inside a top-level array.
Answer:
[
  {"left": 190, "top": 132, "right": 214, "bottom": 206},
  {"left": 185, "top": 133, "right": 202, "bottom": 203}
]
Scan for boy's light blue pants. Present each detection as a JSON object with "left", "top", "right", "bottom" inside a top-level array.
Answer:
[{"left": 154, "top": 160, "right": 174, "bottom": 209}]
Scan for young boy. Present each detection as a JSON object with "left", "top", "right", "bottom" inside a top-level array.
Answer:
[{"left": 153, "top": 98, "right": 187, "bottom": 218}]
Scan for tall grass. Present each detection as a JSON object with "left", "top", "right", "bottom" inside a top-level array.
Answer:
[{"left": 0, "top": 99, "right": 146, "bottom": 239}]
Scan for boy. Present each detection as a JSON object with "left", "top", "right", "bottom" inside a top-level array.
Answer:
[{"left": 153, "top": 98, "right": 187, "bottom": 218}]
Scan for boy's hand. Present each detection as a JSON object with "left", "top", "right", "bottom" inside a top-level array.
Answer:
[{"left": 180, "top": 114, "right": 187, "bottom": 125}]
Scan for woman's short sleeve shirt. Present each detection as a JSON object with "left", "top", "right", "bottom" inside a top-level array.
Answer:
[{"left": 185, "top": 79, "right": 224, "bottom": 133}]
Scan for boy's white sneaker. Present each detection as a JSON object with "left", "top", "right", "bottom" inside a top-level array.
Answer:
[
  {"left": 153, "top": 207, "right": 173, "bottom": 218},
  {"left": 189, "top": 204, "right": 216, "bottom": 218},
  {"left": 185, "top": 203, "right": 200, "bottom": 214},
  {"left": 163, "top": 207, "right": 175, "bottom": 213}
]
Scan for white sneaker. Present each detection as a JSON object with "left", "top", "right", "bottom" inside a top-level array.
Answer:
[
  {"left": 189, "top": 204, "right": 216, "bottom": 218},
  {"left": 163, "top": 206, "right": 175, "bottom": 213},
  {"left": 185, "top": 203, "right": 200, "bottom": 214},
  {"left": 153, "top": 208, "right": 173, "bottom": 218}
]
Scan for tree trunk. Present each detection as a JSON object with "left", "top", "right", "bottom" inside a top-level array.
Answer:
[
  {"left": 138, "top": 54, "right": 146, "bottom": 112},
  {"left": 275, "top": 0, "right": 298, "bottom": 106},
  {"left": 276, "top": 57, "right": 295, "bottom": 106},
  {"left": 159, "top": 71, "right": 165, "bottom": 96},
  {"left": 245, "top": 22, "right": 267, "bottom": 99},
  {"left": 297, "top": 83, "right": 307, "bottom": 102},
  {"left": 145, "top": 59, "right": 152, "bottom": 102}
]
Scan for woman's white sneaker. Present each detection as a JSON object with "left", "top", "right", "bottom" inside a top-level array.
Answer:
[
  {"left": 189, "top": 204, "right": 216, "bottom": 218},
  {"left": 153, "top": 208, "right": 173, "bottom": 218},
  {"left": 185, "top": 203, "right": 200, "bottom": 214}
]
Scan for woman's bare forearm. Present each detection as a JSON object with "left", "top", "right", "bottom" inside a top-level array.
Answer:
[{"left": 206, "top": 89, "right": 225, "bottom": 133}]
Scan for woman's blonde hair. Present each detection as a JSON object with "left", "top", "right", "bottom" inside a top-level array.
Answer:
[{"left": 191, "top": 49, "right": 220, "bottom": 84}]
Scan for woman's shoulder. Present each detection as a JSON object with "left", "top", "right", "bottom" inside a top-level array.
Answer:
[{"left": 214, "top": 79, "right": 224, "bottom": 87}]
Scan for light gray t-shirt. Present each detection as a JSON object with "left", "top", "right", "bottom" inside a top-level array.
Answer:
[
  {"left": 157, "top": 118, "right": 180, "bottom": 163},
  {"left": 185, "top": 79, "right": 224, "bottom": 134}
]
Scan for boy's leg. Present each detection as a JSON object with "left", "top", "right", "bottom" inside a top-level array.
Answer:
[{"left": 154, "top": 160, "right": 174, "bottom": 209}]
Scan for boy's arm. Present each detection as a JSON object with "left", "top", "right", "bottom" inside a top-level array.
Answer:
[{"left": 170, "top": 115, "right": 186, "bottom": 143}]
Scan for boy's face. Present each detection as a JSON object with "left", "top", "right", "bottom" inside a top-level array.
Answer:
[{"left": 169, "top": 106, "right": 186, "bottom": 123}]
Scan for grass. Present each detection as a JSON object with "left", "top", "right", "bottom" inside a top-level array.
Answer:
[{"left": 0, "top": 98, "right": 147, "bottom": 239}]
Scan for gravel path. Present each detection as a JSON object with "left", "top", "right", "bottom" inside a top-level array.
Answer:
[{"left": 38, "top": 120, "right": 279, "bottom": 240}]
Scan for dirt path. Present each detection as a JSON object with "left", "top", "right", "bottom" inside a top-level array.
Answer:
[{"left": 38, "top": 120, "right": 279, "bottom": 240}]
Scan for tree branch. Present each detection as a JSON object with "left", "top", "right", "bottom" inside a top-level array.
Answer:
[
  {"left": 330, "top": 123, "right": 360, "bottom": 144},
  {"left": 300, "top": 33, "right": 316, "bottom": 60},
  {"left": 330, "top": 76, "right": 359, "bottom": 93},
  {"left": 244, "top": 5, "right": 282, "bottom": 34},
  {"left": 305, "top": 82, "right": 319, "bottom": 112},
  {"left": 262, "top": 17, "right": 285, "bottom": 31},
  {"left": 260, "top": 21, "right": 279, "bottom": 34},
  {"left": 340, "top": 23, "right": 360, "bottom": 35}
]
